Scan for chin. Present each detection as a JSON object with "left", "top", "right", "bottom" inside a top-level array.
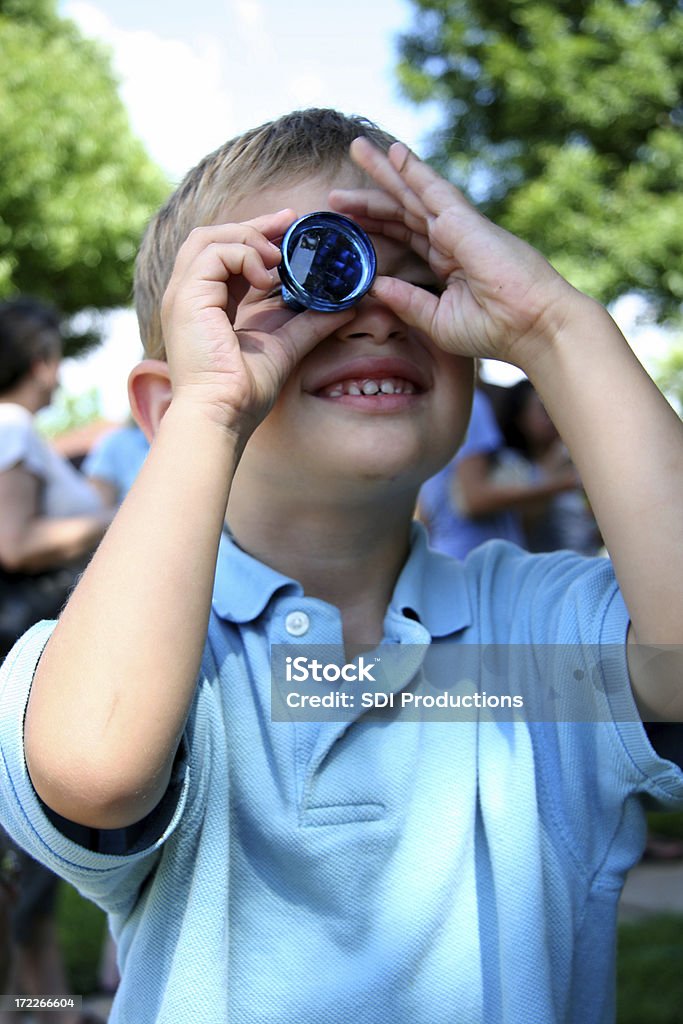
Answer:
[{"left": 332, "top": 444, "right": 429, "bottom": 491}]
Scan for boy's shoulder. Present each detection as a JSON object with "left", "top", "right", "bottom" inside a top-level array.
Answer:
[
  {"left": 208, "top": 525, "right": 622, "bottom": 649},
  {"left": 423, "top": 534, "right": 623, "bottom": 647},
  {"left": 462, "top": 536, "right": 622, "bottom": 638}
]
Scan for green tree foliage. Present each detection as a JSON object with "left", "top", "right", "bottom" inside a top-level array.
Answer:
[
  {"left": 0, "top": 0, "right": 170, "bottom": 353},
  {"left": 655, "top": 335, "right": 683, "bottom": 413},
  {"left": 398, "top": 0, "right": 683, "bottom": 320}
]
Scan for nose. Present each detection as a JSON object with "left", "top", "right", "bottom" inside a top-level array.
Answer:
[{"left": 335, "top": 295, "right": 407, "bottom": 346}]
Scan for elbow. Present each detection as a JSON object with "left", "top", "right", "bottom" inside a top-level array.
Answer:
[
  {"left": 458, "top": 494, "right": 491, "bottom": 519},
  {"left": 0, "top": 536, "right": 49, "bottom": 574},
  {"left": 28, "top": 762, "right": 165, "bottom": 830},
  {"left": 0, "top": 544, "right": 28, "bottom": 573},
  {"left": 25, "top": 734, "right": 168, "bottom": 830}
]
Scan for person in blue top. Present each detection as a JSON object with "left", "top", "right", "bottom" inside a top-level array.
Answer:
[
  {"left": 418, "top": 386, "right": 527, "bottom": 557},
  {"left": 1, "top": 108, "right": 683, "bottom": 1024},
  {"left": 418, "top": 384, "right": 583, "bottom": 560},
  {"left": 82, "top": 420, "right": 150, "bottom": 506}
]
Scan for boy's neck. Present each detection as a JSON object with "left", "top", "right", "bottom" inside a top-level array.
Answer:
[{"left": 227, "top": 489, "right": 417, "bottom": 647}]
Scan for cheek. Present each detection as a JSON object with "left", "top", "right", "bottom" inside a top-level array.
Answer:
[
  {"left": 248, "top": 375, "right": 303, "bottom": 449},
  {"left": 438, "top": 356, "right": 475, "bottom": 422}
]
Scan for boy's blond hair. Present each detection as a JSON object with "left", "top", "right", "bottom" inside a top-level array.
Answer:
[{"left": 134, "top": 108, "right": 398, "bottom": 359}]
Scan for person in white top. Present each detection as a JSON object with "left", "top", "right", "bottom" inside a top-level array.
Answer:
[
  {"left": 0, "top": 296, "right": 113, "bottom": 1024},
  {"left": 0, "top": 298, "right": 113, "bottom": 574}
]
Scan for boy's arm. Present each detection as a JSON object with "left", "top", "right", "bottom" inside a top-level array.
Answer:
[
  {"left": 23, "top": 214, "right": 352, "bottom": 829},
  {"left": 334, "top": 139, "right": 683, "bottom": 721},
  {"left": 517, "top": 293, "right": 683, "bottom": 719}
]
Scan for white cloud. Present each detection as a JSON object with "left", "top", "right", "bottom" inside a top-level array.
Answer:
[
  {"left": 229, "top": 0, "right": 275, "bottom": 59},
  {"left": 60, "top": 308, "right": 143, "bottom": 422},
  {"left": 287, "top": 71, "right": 325, "bottom": 108},
  {"left": 63, "top": 1, "right": 237, "bottom": 180},
  {"left": 53, "top": 0, "right": 446, "bottom": 422}
]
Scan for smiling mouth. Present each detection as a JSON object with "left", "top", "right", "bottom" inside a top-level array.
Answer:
[{"left": 317, "top": 376, "right": 420, "bottom": 398}]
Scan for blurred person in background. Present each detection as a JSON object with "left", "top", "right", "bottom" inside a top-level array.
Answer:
[
  {"left": 0, "top": 297, "right": 113, "bottom": 592},
  {"left": 493, "top": 378, "right": 602, "bottom": 555},
  {"left": 418, "top": 379, "right": 580, "bottom": 560},
  {"left": 83, "top": 417, "right": 150, "bottom": 506},
  {"left": 0, "top": 296, "right": 113, "bottom": 1024}
]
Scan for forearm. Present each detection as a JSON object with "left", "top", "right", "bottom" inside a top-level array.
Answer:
[
  {"left": 524, "top": 295, "right": 683, "bottom": 645},
  {"left": 457, "top": 471, "right": 576, "bottom": 519},
  {"left": 0, "top": 513, "right": 113, "bottom": 573},
  {"left": 24, "top": 402, "right": 241, "bottom": 828}
]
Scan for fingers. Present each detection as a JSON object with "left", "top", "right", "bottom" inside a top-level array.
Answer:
[
  {"left": 165, "top": 217, "right": 293, "bottom": 316},
  {"left": 243, "top": 208, "right": 298, "bottom": 247},
  {"left": 368, "top": 276, "right": 439, "bottom": 338},
  {"left": 164, "top": 242, "right": 279, "bottom": 314},
  {"left": 170, "top": 212, "right": 295, "bottom": 281},
  {"left": 351, "top": 137, "right": 477, "bottom": 223},
  {"left": 273, "top": 308, "right": 355, "bottom": 366},
  {"left": 349, "top": 138, "right": 428, "bottom": 223},
  {"left": 329, "top": 187, "right": 428, "bottom": 241}
]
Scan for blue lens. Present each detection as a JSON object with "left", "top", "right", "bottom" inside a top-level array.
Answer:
[{"left": 280, "top": 212, "right": 377, "bottom": 312}]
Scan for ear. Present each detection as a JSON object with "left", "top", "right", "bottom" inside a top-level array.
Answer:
[{"left": 128, "top": 360, "right": 172, "bottom": 443}]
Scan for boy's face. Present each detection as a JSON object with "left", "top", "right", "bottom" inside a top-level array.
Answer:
[{"left": 226, "top": 167, "right": 473, "bottom": 500}]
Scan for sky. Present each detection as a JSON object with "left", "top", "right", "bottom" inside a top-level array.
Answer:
[
  {"left": 53, "top": 0, "right": 674, "bottom": 421},
  {"left": 54, "top": 0, "right": 452, "bottom": 418}
]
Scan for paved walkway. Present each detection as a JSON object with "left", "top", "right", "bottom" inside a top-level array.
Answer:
[{"left": 619, "top": 859, "right": 683, "bottom": 921}]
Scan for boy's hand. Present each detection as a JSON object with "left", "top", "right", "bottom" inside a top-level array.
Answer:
[
  {"left": 160, "top": 210, "right": 352, "bottom": 436},
  {"left": 331, "top": 138, "right": 587, "bottom": 371}
]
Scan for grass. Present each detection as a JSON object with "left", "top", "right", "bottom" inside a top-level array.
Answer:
[
  {"left": 56, "top": 882, "right": 108, "bottom": 996},
  {"left": 616, "top": 915, "right": 683, "bottom": 1024},
  {"left": 647, "top": 811, "right": 683, "bottom": 841}
]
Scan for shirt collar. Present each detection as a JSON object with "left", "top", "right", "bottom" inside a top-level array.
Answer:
[
  {"left": 391, "top": 522, "right": 472, "bottom": 637},
  {"left": 211, "top": 530, "right": 302, "bottom": 623},
  {"left": 212, "top": 522, "right": 472, "bottom": 638}
]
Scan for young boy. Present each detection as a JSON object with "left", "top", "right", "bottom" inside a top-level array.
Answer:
[{"left": 1, "top": 108, "right": 682, "bottom": 1023}]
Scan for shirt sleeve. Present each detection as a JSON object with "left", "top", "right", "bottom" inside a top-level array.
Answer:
[
  {"left": 0, "top": 411, "right": 46, "bottom": 478},
  {"left": 470, "top": 542, "right": 683, "bottom": 793},
  {"left": 80, "top": 431, "right": 117, "bottom": 482},
  {"left": 0, "top": 621, "right": 191, "bottom": 915},
  {"left": 467, "top": 542, "right": 683, "bottom": 890}
]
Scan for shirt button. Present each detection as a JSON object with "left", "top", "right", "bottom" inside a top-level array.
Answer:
[{"left": 285, "top": 611, "right": 310, "bottom": 636}]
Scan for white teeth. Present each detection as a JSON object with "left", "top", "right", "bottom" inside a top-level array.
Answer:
[{"left": 321, "top": 376, "right": 418, "bottom": 397}]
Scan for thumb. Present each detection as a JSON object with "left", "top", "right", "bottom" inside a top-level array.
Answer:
[
  {"left": 369, "top": 276, "right": 439, "bottom": 336},
  {"left": 275, "top": 307, "right": 356, "bottom": 364}
]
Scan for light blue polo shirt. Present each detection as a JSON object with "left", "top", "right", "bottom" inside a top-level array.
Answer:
[{"left": 1, "top": 527, "right": 682, "bottom": 1024}]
